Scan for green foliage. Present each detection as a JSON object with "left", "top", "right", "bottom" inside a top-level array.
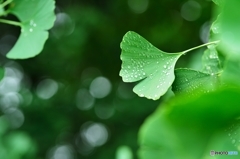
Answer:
[
  {"left": 120, "top": 32, "right": 219, "bottom": 100},
  {"left": 172, "top": 68, "right": 218, "bottom": 96},
  {"left": 118, "top": 0, "right": 240, "bottom": 159},
  {"left": 0, "top": 118, "right": 36, "bottom": 159},
  {"left": 219, "top": 0, "right": 240, "bottom": 57},
  {"left": 0, "top": 0, "right": 56, "bottom": 59},
  {"left": 120, "top": 31, "right": 183, "bottom": 100},
  {"left": 139, "top": 88, "right": 240, "bottom": 159}
]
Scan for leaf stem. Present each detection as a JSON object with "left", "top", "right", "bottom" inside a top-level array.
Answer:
[
  {"left": 0, "top": 18, "right": 21, "bottom": 26},
  {"left": 1, "top": 0, "right": 12, "bottom": 8},
  {"left": 182, "top": 40, "right": 220, "bottom": 54}
]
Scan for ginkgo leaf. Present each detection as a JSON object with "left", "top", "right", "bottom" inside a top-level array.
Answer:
[
  {"left": 172, "top": 68, "right": 219, "bottom": 96},
  {"left": 120, "top": 31, "right": 183, "bottom": 100},
  {"left": 6, "top": 0, "right": 56, "bottom": 59},
  {"left": 202, "top": 45, "right": 221, "bottom": 74}
]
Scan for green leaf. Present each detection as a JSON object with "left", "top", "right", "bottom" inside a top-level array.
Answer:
[
  {"left": 139, "top": 88, "right": 240, "bottom": 159},
  {"left": 0, "top": 5, "right": 4, "bottom": 16},
  {"left": 210, "top": 14, "right": 221, "bottom": 42},
  {"left": 219, "top": 0, "right": 240, "bottom": 57},
  {"left": 202, "top": 45, "right": 221, "bottom": 74},
  {"left": 172, "top": 68, "right": 219, "bottom": 96},
  {"left": 120, "top": 31, "right": 183, "bottom": 100},
  {"left": 6, "top": 0, "right": 56, "bottom": 59}
]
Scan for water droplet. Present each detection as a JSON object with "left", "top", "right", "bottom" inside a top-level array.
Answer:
[
  {"left": 157, "top": 85, "right": 160, "bottom": 88},
  {"left": 29, "top": 28, "right": 33, "bottom": 32},
  {"left": 185, "top": 79, "right": 188, "bottom": 82},
  {"left": 163, "top": 65, "right": 167, "bottom": 68},
  {"left": 139, "top": 94, "right": 144, "bottom": 97},
  {"left": 228, "top": 133, "right": 231, "bottom": 136},
  {"left": 143, "top": 72, "right": 146, "bottom": 76},
  {"left": 212, "top": 24, "right": 220, "bottom": 34}
]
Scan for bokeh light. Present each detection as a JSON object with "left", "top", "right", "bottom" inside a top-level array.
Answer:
[
  {"left": 36, "top": 79, "right": 58, "bottom": 100},
  {"left": 89, "top": 76, "right": 112, "bottom": 99},
  {"left": 181, "top": 0, "right": 202, "bottom": 21},
  {"left": 128, "top": 0, "right": 149, "bottom": 14},
  {"left": 81, "top": 122, "right": 108, "bottom": 147},
  {"left": 76, "top": 88, "right": 95, "bottom": 110}
]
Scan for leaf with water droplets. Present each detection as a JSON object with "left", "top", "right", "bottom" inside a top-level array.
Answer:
[
  {"left": 209, "top": 14, "right": 221, "bottom": 42},
  {"left": 6, "top": 0, "right": 56, "bottom": 59},
  {"left": 202, "top": 44, "right": 221, "bottom": 74},
  {"left": 172, "top": 68, "right": 219, "bottom": 96},
  {"left": 139, "top": 88, "right": 240, "bottom": 159},
  {"left": 120, "top": 31, "right": 183, "bottom": 100}
]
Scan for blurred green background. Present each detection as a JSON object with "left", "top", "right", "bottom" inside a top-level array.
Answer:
[{"left": 0, "top": 0, "right": 214, "bottom": 158}]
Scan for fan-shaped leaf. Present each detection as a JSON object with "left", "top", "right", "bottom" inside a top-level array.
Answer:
[
  {"left": 6, "top": 0, "right": 56, "bottom": 59},
  {"left": 120, "top": 31, "right": 183, "bottom": 100}
]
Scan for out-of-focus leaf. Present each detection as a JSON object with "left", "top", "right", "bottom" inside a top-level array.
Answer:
[
  {"left": 221, "top": 59, "right": 240, "bottom": 87},
  {"left": 6, "top": 0, "right": 56, "bottom": 59},
  {"left": 210, "top": 14, "right": 221, "bottom": 41},
  {"left": 219, "top": 0, "right": 240, "bottom": 57},
  {"left": 120, "top": 31, "right": 183, "bottom": 100},
  {"left": 172, "top": 68, "right": 218, "bottom": 96},
  {"left": 116, "top": 145, "right": 133, "bottom": 159},
  {"left": 202, "top": 45, "right": 221, "bottom": 74},
  {"left": 139, "top": 88, "right": 240, "bottom": 159}
]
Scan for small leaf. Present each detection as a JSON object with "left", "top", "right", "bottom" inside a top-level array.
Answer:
[
  {"left": 139, "top": 88, "right": 240, "bottom": 159},
  {"left": 6, "top": 0, "right": 56, "bottom": 59},
  {"left": 209, "top": 14, "right": 221, "bottom": 42},
  {"left": 172, "top": 68, "right": 219, "bottom": 96},
  {"left": 202, "top": 45, "right": 221, "bottom": 74},
  {"left": 120, "top": 31, "right": 183, "bottom": 100}
]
